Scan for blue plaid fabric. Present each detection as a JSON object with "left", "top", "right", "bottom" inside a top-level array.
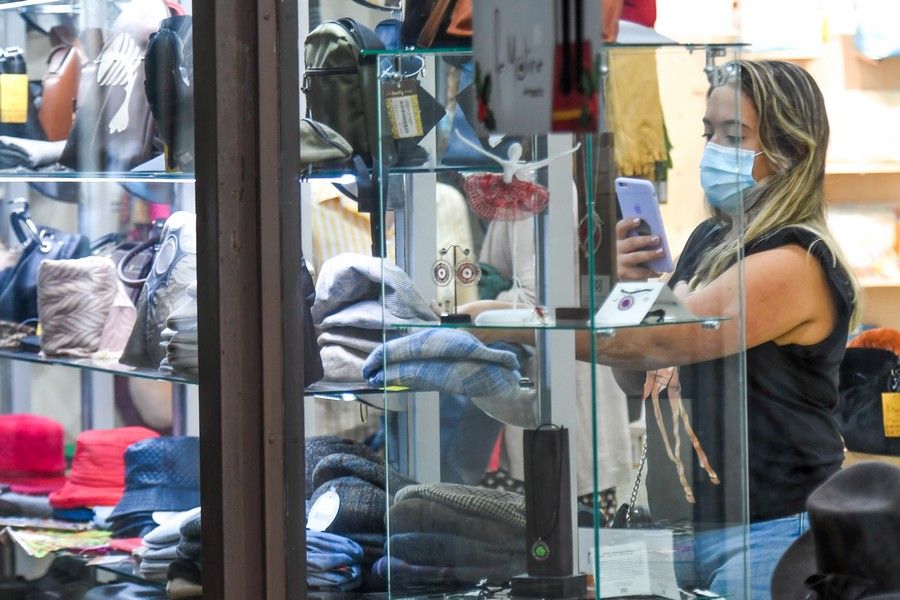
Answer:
[
  {"left": 362, "top": 329, "right": 521, "bottom": 402},
  {"left": 312, "top": 254, "right": 438, "bottom": 327},
  {"left": 307, "top": 530, "right": 364, "bottom": 591}
]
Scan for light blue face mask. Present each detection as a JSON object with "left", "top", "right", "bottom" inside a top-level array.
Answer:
[{"left": 699, "top": 142, "right": 761, "bottom": 212}]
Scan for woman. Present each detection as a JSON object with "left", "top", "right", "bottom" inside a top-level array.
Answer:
[{"left": 462, "top": 60, "right": 859, "bottom": 597}]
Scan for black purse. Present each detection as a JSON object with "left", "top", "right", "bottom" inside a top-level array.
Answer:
[{"left": 0, "top": 202, "right": 90, "bottom": 323}]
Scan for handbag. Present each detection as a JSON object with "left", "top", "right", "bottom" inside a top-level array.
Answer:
[
  {"left": 59, "top": 0, "right": 170, "bottom": 174},
  {"left": 299, "top": 117, "right": 353, "bottom": 169},
  {"left": 144, "top": 14, "right": 194, "bottom": 170},
  {"left": 835, "top": 347, "right": 900, "bottom": 456},
  {"left": 0, "top": 47, "right": 45, "bottom": 140},
  {"left": 0, "top": 203, "right": 90, "bottom": 324},
  {"left": 114, "top": 218, "right": 165, "bottom": 305},
  {"left": 38, "top": 26, "right": 85, "bottom": 142},
  {"left": 37, "top": 256, "right": 119, "bottom": 357},
  {"left": 119, "top": 211, "right": 196, "bottom": 370}
]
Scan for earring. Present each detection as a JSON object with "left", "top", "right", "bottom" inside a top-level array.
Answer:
[
  {"left": 455, "top": 260, "right": 482, "bottom": 286},
  {"left": 432, "top": 258, "right": 453, "bottom": 287}
]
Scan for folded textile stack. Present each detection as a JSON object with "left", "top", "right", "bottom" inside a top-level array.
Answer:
[
  {"left": 0, "top": 136, "right": 66, "bottom": 169},
  {"left": 108, "top": 437, "right": 201, "bottom": 539},
  {"left": 138, "top": 507, "right": 200, "bottom": 583},
  {"left": 159, "top": 282, "right": 198, "bottom": 379},
  {"left": 377, "top": 483, "right": 527, "bottom": 589},
  {"left": 363, "top": 329, "right": 522, "bottom": 402},
  {"left": 49, "top": 427, "right": 159, "bottom": 529},
  {"left": 312, "top": 253, "right": 438, "bottom": 382},
  {"left": 307, "top": 530, "right": 364, "bottom": 591},
  {"left": 305, "top": 436, "right": 417, "bottom": 591}
]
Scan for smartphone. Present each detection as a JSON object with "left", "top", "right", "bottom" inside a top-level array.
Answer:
[{"left": 615, "top": 177, "right": 674, "bottom": 273}]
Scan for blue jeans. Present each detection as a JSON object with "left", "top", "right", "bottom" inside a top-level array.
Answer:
[{"left": 674, "top": 513, "right": 809, "bottom": 599}]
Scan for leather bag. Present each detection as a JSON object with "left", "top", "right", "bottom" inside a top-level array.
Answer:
[
  {"left": 38, "top": 27, "right": 85, "bottom": 141},
  {"left": 59, "top": 0, "right": 170, "bottom": 174},
  {"left": 0, "top": 204, "right": 90, "bottom": 324}
]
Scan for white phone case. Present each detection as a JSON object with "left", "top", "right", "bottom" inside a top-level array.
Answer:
[{"left": 615, "top": 177, "right": 674, "bottom": 273}]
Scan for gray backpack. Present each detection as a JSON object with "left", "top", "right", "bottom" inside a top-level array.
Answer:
[{"left": 302, "top": 18, "right": 396, "bottom": 167}]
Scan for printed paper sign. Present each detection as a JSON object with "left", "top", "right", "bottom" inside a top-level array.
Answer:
[
  {"left": 472, "top": 0, "right": 601, "bottom": 135},
  {"left": 597, "top": 529, "right": 679, "bottom": 599},
  {"left": 593, "top": 282, "right": 696, "bottom": 328}
]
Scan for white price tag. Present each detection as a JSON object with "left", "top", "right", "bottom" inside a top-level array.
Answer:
[{"left": 306, "top": 487, "right": 340, "bottom": 531}]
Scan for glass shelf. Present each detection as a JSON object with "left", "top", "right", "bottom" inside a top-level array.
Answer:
[
  {"left": 0, "top": 170, "right": 195, "bottom": 184},
  {"left": 0, "top": 349, "right": 409, "bottom": 397},
  {"left": 0, "top": 348, "right": 197, "bottom": 384},
  {"left": 305, "top": 162, "right": 501, "bottom": 181},
  {"left": 92, "top": 558, "right": 166, "bottom": 589},
  {"left": 390, "top": 316, "right": 728, "bottom": 332},
  {"left": 361, "top": 41, "right": 748, "bottom": 57}
]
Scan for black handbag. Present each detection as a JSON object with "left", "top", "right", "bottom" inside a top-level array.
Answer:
[
  {"left": 144, "top": 14, "right": 193, "bottom": 170},
  {"left": 0, "top": 203, "right": 90, "bottom": 324},
  {"left": 835, "top": 347, "right": 900, "bottom": 456}
]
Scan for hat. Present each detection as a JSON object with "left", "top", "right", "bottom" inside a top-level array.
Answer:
[
  {"left": 0, "top": 414, "right": 67, "bottom": 494},
  {"left": 49, "top": 427, "right": 159, "bottom": 509},
  {"left": 308, "top": 476, "right": 386, "bottom": 534},
  {"left": 304, "top": 436, "right": 382, "bottom": 501},
  {"left": 108, "top": 436, "right": 200, "bottom": 520},
  {"left": 772, "top": 462, "right": 900, "bottom": 599}
]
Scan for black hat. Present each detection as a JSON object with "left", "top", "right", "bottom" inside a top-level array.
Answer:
[{"left": 772, "top": 462, "right": 900, "bottom": 599}]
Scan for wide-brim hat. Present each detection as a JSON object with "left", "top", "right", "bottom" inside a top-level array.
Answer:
[
  {"left": 772, "top": 462, "right": 900, "bottom": 599},
  {"left": 108, "top": 436, "right": 200, "bottom": 520},
  {"left": 49, "top": 427, "right": 159, "bottom": 509},
  {"left": 2, "top": 473, "right": 68, "bottom": 495}
]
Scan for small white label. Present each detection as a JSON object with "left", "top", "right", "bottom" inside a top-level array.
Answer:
[{"left": 307, "top": 488, "right": 340, "bottom": 532}]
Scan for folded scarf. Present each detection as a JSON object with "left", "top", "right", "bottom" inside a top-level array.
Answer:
[
  {"left": 307, "top": 530, "right": 364, "bottom": 591},
  {"left": 166, "top": 578, "right": 202, "bottom": 599},
  {"left": 0, "top": 492, "right": 52, "bottom": 518},
  {"left": 363, "top": 329, "right": 521, "bottom": 401},
  {"left": 319, "top": 344, "right": 368, "bottom": 383},
  {"left": 167, "top": 558, "right": 202, "bottom": 583},
  {"left": 394, "top": 482, "right": 525, "bottom": 529},
  {"left": 389, "top": 496, "right": 522, "bottom": 544}
]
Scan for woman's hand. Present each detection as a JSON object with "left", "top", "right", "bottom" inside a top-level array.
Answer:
[{"left": 616, "top": 218, "right": 665, "bottom": 281}]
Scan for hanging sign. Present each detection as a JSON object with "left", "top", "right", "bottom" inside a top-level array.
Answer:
[
  {"left": 472, "top": 0, "right": 602, "bottom": 135},
  {"left": 593, "top": 282, "right": 696, "bottom": 328}
]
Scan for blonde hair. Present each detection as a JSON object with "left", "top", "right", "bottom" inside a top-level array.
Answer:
[{"left": 691, "top": 59, "right": 861, "bottom": 328}]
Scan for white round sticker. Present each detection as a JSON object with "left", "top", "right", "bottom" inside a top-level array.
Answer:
[{"left": 306, "top": 487, "right": 340, "bottom": 532}]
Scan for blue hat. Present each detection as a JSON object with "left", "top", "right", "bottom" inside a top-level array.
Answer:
[{"left": 108, "top": 436, "right": 200, "bottom": 521}]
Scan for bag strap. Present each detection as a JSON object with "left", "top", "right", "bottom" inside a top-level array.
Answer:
[
  {"left": 417, "top": 0, "right": 454, "bottom": 48},
  {"left": 116, "top": 219, "right": 165, "bottom": 287},
  {"left": 332, "top": 156, "right": 384, "bottom": 257}
]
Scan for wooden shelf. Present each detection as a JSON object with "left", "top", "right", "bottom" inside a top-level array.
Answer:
[{"left": 826, "top": 163, "right": 900, "bottom": 175}]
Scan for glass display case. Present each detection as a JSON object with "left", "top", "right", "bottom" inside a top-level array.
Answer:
[
  {"left": 0, "top": 0, "right": 199, "bottom": 593},
  {"left": 300, "top": 3, "right": 754, "bottom": 598}
]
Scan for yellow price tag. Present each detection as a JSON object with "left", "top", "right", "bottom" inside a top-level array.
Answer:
[
  {"left": 0, "top": 74, "right": 28, "bottom": 124},
  {"left": 883, "top": 392, "right": 900, "bottom": 438}
]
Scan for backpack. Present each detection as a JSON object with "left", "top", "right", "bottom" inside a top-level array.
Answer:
[{"left": 302, "top": 18, "right": 396, "bottom": 167}]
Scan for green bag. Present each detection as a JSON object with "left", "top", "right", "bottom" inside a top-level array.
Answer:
[
  {"left": 299, "top": 118, "right": 352, "bottom": 168},
  {"left": 302, "top": 18, "right": 397, "bottom": 167}
]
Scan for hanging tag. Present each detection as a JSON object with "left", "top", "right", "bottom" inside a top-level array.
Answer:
[
  {"left": 384, "top": 79, "right": 424, "bottom": 140},
  {"left": 883, "top": 392, "right": 900, "bottom": 437},
  {"left": 0, "top": 74, "right": 28, "bottom": 124},
  {"left": 307, "top": 486, "right": 340, "bottom": 531}
]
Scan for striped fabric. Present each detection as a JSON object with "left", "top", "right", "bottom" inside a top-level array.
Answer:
[
  {"left": 362, "top": 329, "right": 522, "bottom": 401},
  {"left": 37, "top": 256, "right": 118, "bottom": 357},
  {"left": 393, "top": 482, "right": 526, "bottom": 529}
]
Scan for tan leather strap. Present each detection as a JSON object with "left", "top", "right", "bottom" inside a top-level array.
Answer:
[{"left": 417, "top": 0, "right": 453, "bottom": 48}]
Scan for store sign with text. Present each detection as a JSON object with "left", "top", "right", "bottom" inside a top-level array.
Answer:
[{"left": 472, "top": 0, "right": 602, "bottom": 135}]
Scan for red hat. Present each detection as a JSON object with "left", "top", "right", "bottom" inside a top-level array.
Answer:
[
  {"left": 49, "top": 427, "right": 159, "bottom": 509},
  {"left": 0, "top": 414, "right": 67, "bottom": 494}
]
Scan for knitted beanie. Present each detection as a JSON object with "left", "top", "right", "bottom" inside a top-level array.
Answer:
[
  {"left": 308, "top": 476, "right": 386, "bottom": 534},
  {"left": 304, "top": 436, "right": 382, "bottom": 501}
]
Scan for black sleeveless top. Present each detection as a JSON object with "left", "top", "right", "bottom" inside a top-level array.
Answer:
[{"left": 645, "top": 220, "right": 853, "bottom": 526}]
